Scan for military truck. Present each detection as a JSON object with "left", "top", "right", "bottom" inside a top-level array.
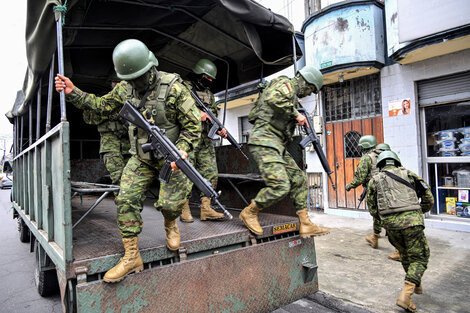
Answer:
[{"left": 8, "top": 1, "right": 327, "bottom": 312}]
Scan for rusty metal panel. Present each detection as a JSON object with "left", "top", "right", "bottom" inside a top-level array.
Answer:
[{"left": 76, "top": 236, "right": 318, "bottom": 313}]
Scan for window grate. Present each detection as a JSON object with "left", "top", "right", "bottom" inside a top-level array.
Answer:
[
  {"left": 344, "top": 131, "right": 362, "bottom": 158},
  {"left": 323, "top": 74, "right": 382, "bottom": 122}
]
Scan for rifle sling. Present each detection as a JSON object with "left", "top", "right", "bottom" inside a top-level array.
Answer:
[
  {"left": 382, "top": 170, "right": 416, "bottom": 193},
  {"left": 137, "top": 90, "right": 153, "bottom": 109}
]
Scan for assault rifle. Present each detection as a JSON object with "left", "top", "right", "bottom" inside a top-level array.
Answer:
[
  {"left": 357, "top": 187, "right": 367, "bottom": 209},
  {"left": 119, "top": 101, "right": 233, "bottom": 220},
  {"left": 190, "top": 89, "right": 249, "bottom": 161},
  {"left": 297, "top": 106, "right": 336, "bottom": 190}
]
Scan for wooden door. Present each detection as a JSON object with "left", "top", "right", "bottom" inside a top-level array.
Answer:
[{"left": 325, "top": 117, "right": 383, "bottom": 210}]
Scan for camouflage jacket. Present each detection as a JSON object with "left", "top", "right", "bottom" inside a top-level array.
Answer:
[
  {"left": 366, "top": 165, "right": 434, "bottom": 230},
  {"left": 66, "top": 77, "right": 201, "bottom": 153},
  {"left": 349, "top": 148, "right": 381, "bottom": 188},
  {"left": 248, "top": 76, "right": 300, "bottom": 154}
]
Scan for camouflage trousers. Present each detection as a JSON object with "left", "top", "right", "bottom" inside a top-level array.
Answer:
[
  {"left": 190, "top": 136, "right": 218, "bottom": 198},
  {"left": 249, "top": 145, "right": 307, "bottom": 211},
  {"left": 386, "top": 225, "right": 430, "bottom": 286},
  {"left": 102, "top": 151, "right": 131, "bottom": 185},
  {"left": 115, "top": 155, "right": 192, "bottom": 238},
  {"left": 373, "top": 216, "right": 383, "bottom": 234}
]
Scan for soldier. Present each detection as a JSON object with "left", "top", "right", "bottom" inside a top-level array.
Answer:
[
  {"left": 55, "top": 39, "right": 201, "bottom": 283},
  {"left": 180, "top": 59, "right": 227, "bottom": 222},
  {"left": 79, "top": 76, "right": 131, "bottom": 187},
  {"left": 240, "top": 66, "right": 329, "bottom": 237},
  {"left": 366, "top": 151, "right": 433, "bottom": 313},
  {"left": 345, "top": 135, "right": 383, "bottom": 248}
]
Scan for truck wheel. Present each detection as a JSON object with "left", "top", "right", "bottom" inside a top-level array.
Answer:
[
  {"left": 34, "top": 241, "right": 60, "bottom": 296},
  {"left": 18, "top": 217, "right": 30, "bottom": 243}
]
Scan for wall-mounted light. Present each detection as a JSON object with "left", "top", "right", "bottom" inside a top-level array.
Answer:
[{"left": 339, "top": 73, "right": 344, "bottom": 83}]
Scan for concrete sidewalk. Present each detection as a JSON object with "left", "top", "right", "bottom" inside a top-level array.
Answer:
[{"left": 306, "top": 212, "right": 470, "bottom": 313}]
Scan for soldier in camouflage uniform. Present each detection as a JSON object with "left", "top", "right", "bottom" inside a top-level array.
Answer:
[
  {"left": 345, "top": 135, "right": 384, "bottom": 249},
  {"left": 55, "top": 39, "right": 201, "bottom": 283},
  {"left": 241, "top": 66, "right": 329, "bottom": 237},
  {"left": 79, "top": 79, "right": 131, "bottom": 186},
  {"left": 180, "top": 59, "right": 227, "bottom": 222},
  {"left": 366, "top": 151, "right": 433, "bottom": 313}
]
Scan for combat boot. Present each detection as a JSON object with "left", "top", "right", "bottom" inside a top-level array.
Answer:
[
  {"left": 200, "top": 197, "right": 225, "bottom": 220},
  {"left": 365, "top": 233, "right": 380, "bottom": 248},
  {"left": 397, "top": 281, "right": 418, "bottom": 312},
  {"left": 239, "top": 200, "right": 263, "bottom": 235},
  {"left": 180, "top": 200, "right": 194, "bottom": 223},
  {"left": 164, "top": 218, "right": 181, "bottom": 251},
  {"left": 414, "top": 285, "right": 423, "bottom": 295},
  {"left": 296, "top": 209, "right": 329, "bottom": 238},
  {"left": 103, "top": 237, "right": 144, "bottom": 283},
  {"left": 388, "top": 249, "right": 401, "bottom": 261}
]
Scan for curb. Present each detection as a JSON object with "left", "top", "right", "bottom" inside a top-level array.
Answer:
[{"left": 307, "top": 291, "right": 377, "bottom": 313}]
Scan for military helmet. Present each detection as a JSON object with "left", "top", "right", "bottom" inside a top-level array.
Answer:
[
  {"left": 377, "top": 151, "right": 401, "bottom": 167},
  {"left": 112, "top": 39, "right": 158, "bottom": 80},
  {"left": 358, "top": 135, "right": 377, "bottom": 149},
  {"left": 298, "top": 66, "right": 324, "bottom": 91},
  {"left": 376, "top": 143, "right": 391, "bottom": 151},
  {"left": 193, "top": 58, "right": 217, "bottom": 79}
]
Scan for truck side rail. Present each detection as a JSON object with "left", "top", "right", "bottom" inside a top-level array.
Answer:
[{"left": 12, "top": 122, "right": 72, "bottom": 274}]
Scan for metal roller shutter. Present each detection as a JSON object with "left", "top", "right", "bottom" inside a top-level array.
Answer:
[{"left": 418, "top": 71, "right": 470, "bottom": 105}]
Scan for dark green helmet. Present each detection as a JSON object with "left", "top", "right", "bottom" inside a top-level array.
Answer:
[
  {"left": 358, "top": 135, "right": 377, "bottom": 149},
  {"left": 112, "top": 39, "right": 158, "bottom": 80},
  {"left": 298, "top": 66, "right": 324, "bottom": 91},
  {"left": 193, "top": 58, "right": 217, "bottom": 79},
  {"left": 376, "top": 143, "right": 391, "bottom": 151},
  {"left": 377, "top": 151, "right": 401, "bottom": 167}
]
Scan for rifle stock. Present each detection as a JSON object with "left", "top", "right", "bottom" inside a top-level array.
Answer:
[
  {"left": 356, "top": 187, "right": 368, "bottom": 209},
  {"left": 119, "top": 101, "right": 233, "bottom": 219},
  {"left": 297, "top": 107, "right": 336, "bottom": 190}
]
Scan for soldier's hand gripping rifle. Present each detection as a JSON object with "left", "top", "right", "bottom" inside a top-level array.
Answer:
[
  {"left": 297, "top": 106, "right": 337, "bottom": 190},
  {"left": 119, "top": 101, "right": 233, "bottom": 220},
  {"left": 190, "top": 89, "right": 249, "bottom": 161}
]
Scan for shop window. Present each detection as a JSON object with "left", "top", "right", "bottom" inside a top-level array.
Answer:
[
  {"left": 344, "top": 131, "right": 362, "bottom": 158},
  {"left": 323, "top": 74, "right": 382, "bottom": 122}
]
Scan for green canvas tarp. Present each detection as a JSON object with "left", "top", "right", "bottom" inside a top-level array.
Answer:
[{"left": 10, "top": 0, "right": 302, "bottom": 119}]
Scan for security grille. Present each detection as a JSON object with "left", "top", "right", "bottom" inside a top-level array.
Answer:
[
  {"left": 344, "top": 131, "right": 362, "bottom": 158},
  {"left": 323, "top": 74, "right": 382, "bottom": 122}
]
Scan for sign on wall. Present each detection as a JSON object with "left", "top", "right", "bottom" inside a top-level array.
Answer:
[{"left": 388, "top": 98, "right": 411, "bottom": 116}]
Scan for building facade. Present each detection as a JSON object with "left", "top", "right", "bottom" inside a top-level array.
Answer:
[{"left": 218, "top": 0, "right": 470, "bottom": 229}]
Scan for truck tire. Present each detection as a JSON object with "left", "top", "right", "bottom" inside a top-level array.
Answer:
[
  {"left": 18, "top": 217, "right": 30, "bottom": 243},
  {"left": 34, "top": 241, "right": 60, "bottom": 296}
]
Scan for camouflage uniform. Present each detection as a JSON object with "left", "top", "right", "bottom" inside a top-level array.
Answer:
[
  {"left": 366, "top": 165, "right": 434, "bottom": 286},
  {"left": 82, "top": 108, "right": 131, "bottom": 184},
  {"left": 183, "top": 81, "right": 218, "bottom": 194},
  {"left": 247, "top": 76, "right": 307, "bottom": 210},
  {"left": 67, "top": 74, "right": 201, "bottom": 238},
  {"left": 349, "top": 148, "right": 382, "bottom": 233}
]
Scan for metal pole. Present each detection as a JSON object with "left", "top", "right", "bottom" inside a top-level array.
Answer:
[
  {"left": 36, "top": 79, "right": 42, "bottom": 141},
  {"left": 29, "top": 104, "right": 33, "bottom": 148},
  {"left": 13, "top": 118, "right": 17, "bottom": 156},
  {"left": 46, "top": 54, "right": 55, "bottom": 132},
  {"left": 56, "top": 16, "right": 67, "bottom": 121},
  {"left": 20, "top": 116, "right": 24, "bottom": 152}
]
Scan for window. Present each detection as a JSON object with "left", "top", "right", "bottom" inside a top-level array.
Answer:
[
  {"left": 239, "top": 116, "right": 252, "bottom": 144},
  {"left": 323, "top": 74, "right": 382, "bottom": 122},
  {"left": 344, "top": 131, "right": 362, "bottom": 158}
]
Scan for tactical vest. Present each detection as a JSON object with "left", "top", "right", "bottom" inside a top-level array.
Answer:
[
  {"left": 248, "top": 76, "right": 297, "bottom": 139},
  {"left": 127, "top": 72, "right": 180, "bottom": 160},
  {"left": 365, "top": 149, "right": 380, "bottom": 184},
  {"left": 184, "top": 81, "right": 216, "bottom": 134},
  {"left": 376, "top": 167, "right": 421, "bottom": 216}
]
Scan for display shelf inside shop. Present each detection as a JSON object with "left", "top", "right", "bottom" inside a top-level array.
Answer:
[{"left": 437, "top": 186, "right": 470, "bottom": 190}]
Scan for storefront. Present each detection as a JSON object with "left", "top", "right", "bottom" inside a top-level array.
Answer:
[{"left": 419, "top": 71, "right": 470, "bottom": 218}]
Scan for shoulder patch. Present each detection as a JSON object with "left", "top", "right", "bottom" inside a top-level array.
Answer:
[{"left": 280, "top": 83, "right": 291, "bottom": 95}]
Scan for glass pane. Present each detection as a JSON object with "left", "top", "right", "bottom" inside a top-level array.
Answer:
[{"left": 424, "top": 102, "right": 470, "bottom": 157}]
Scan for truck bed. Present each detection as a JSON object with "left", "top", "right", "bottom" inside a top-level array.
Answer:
[{"left": 71, "top": 195, "right": 300, "bottom": 276}]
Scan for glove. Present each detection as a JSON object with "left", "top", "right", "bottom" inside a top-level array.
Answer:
[{"left": 345, "top": 184, "right": 352, "bottom": 191}]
